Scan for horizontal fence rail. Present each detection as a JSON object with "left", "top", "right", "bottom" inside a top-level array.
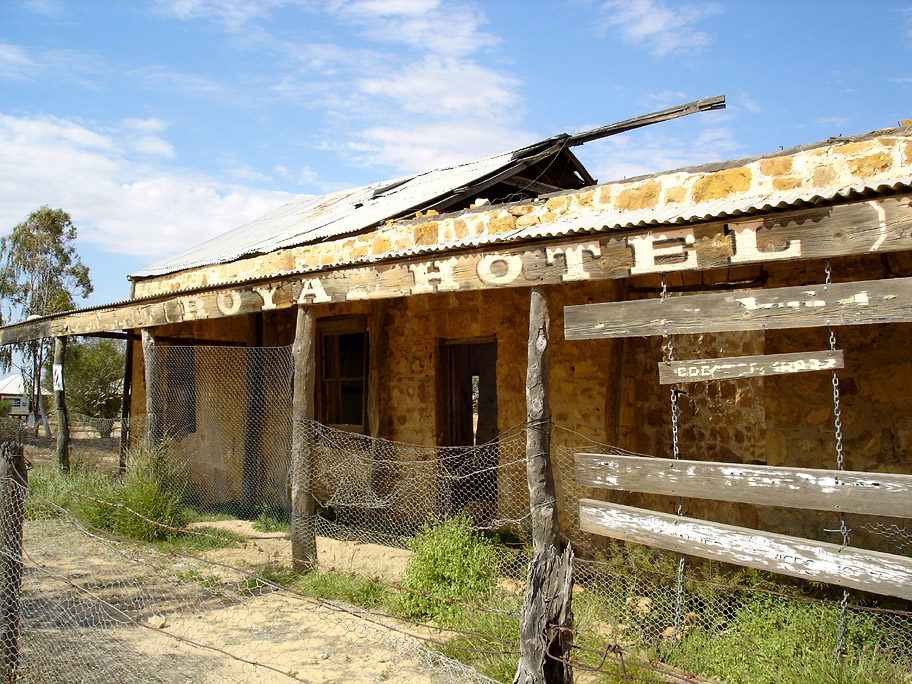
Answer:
[{"left": 575, "top": 453, "right": 912, "bottom": 518}]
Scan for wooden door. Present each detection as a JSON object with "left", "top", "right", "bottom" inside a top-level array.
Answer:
[{"left": 441, "top": 340, "right": 498, "bottom": 520}]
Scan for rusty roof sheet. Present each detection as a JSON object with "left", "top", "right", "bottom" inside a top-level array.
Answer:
[{"left": 132, "top": 137, "right": 565, "bottom": 279}]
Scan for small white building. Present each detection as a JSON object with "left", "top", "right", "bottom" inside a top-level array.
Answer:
[{"left": 0, "top": 374, "right": 50, "bottom": 418}]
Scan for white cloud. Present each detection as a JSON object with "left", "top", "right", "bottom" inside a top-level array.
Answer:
[
  {"left": 0, "top": 42, "right": 103, "bottom": 85},
  {"left": 151, "top": 0, "right": 294, "bottom": 29},
  {"left": 598, "top": 0, "right": 722, "bottom": 56},
  {"left": 348, "top": 121, "right": 532, "bottom": 171},
  {"left": 154, "top": 0, "right": 528, "bottom": 173},
  {"left": 358, "top": 57, "right": 520, "bottom": 118},
  {"left": 0, "top": 113, "right": 297, "bottom": 260}
]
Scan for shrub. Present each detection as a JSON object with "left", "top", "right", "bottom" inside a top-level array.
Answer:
[
  {"left": 75, "top": 443, "right": 188, "bottom": 541},
  {"left": 398, "top": 513, "right": 498, "bottom": 624}
]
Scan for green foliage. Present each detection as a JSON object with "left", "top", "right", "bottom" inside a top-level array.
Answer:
[
  {"left": 29, "top": 443, "right": 190, "bottom": 541},
  {"left": 670, "top": 594, "right": 907, "bottom": 684},
  {"left": 0, "top": 207, "right": 92, "bottom": 433},
  {"left": 44, "top": 338, "right": 124, "bottom": 429},
  {"left": 165, "top": 526, "right": 246, "bottom": 551},
  {"left": 0, "top": 400, "right": 11, "bottom": 418},
  {"left": 398, "top": 513, "right": 498, "bottom": 624},
  {"left": 252, "top": 503, "right": 290, "bottom": 534}
]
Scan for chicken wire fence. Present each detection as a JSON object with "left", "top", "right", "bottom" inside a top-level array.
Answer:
[{"left": 0, "top": 339, "right": 909, "bottom": 683}]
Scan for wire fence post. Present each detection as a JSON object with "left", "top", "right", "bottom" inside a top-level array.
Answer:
[
  {"left": 290, "top": 305, "right": 317, "bottom": 572},
  {"left": 0, "top": 438, "right": 26, "bottom": 684},
  {"left": 514, "top": 287, "right": 573, "bottom": 684}
]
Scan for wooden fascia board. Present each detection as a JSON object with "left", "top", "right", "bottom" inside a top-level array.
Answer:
[{"left": 2, "top": 194, "right": 911, "bottom": 345}]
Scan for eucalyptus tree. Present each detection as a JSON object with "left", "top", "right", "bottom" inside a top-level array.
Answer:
[{"left": 0, "top": 207, "right": 92, "bottom": 436}]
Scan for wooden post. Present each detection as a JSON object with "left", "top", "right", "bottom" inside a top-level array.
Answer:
[
  {"left": 53, "top": 336, "right": 70, "bottom": 473},
  {"left": 0, "top": 439, "right": 26, "bottom": 684},
  {"left": 241, "top": 313, "right": 265, "bottom": 517},
  {"left": 514, "top": 287, "right": 574, "bottom": 684},
  {"left": 142, "top": 329, "right": 163, "bottom": 447},
  {"left": 290, "top": 305, "right": 317, "bottom": 572},
  {"left": 118, "top": 336, "right": 134, "bottom": 473}
]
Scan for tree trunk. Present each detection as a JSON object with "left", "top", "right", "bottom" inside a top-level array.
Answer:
[
  {"left": 514, "top": 287, "right": 574, "bottom": 684},
  {"left": 290, "top": 306, "right": 317, "bottom": 572},
  {"left": 54, "top": 337, "right": 70, "bottom": 473}
]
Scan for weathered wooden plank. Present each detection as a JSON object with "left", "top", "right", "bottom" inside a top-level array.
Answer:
[
  {"left": 2, "top": 195, "right": 912, "bottom": 345},
  {"left": 658, "top": 349, "right": 844, "bottom": 384},
  {"left": 566, "top": 276, "right": 912, "bottom": 340},
  {"left": 576, "top": 453, "right": 912, "bottom": 518},
  {"left": 579, "top": 499, "right": 912, "bottom": 600}
]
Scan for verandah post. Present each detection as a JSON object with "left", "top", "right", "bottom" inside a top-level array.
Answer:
[
  {"left": 53, "top": 336, "right": 70, "bottom": 473},
  {"left": 514, "top": 286, "right": 574, "bottom": 684},
  {"left": 290, "top": 305, "right": 317, "bottom": 572},
  {"left": 141, "top": 329, "right": 163, "bottom": 447},
  {"left": 118, "top": 334, "right": 134, "bottom": 473}
]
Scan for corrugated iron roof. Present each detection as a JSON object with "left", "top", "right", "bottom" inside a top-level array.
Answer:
[
  {"left": 132, "top": 138, "right": 565, "bottom": 279},
  {"left": 141, "top": 175, "right": 912, "bottom": 293}
]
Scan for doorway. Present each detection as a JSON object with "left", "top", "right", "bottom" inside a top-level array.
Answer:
[{"left": 440, "top": 339, "right": 498, "bottom": 521}]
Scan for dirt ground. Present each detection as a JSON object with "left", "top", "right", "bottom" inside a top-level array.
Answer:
[{"left": 19, "top": 438, "right": 482, "bottom": 684}]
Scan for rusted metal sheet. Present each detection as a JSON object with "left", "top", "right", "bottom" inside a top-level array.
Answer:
[
  {"left": 579, "top": 499, "right": 912, "bottom": 600},
  {"left": 658, "top": 350, "right": 844, "bottom": 384}
]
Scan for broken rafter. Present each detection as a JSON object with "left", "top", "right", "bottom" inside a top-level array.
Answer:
[{"left": 567, "top": 95, "right": 725, "bottom": 147}]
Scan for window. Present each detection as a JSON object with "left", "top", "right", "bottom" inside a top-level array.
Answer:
[{"left": 317, "top": 316, "right": 368, "bottom": 432}]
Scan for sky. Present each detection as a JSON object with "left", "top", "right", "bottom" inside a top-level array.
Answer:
[{"left": 1, "top": 0, "right": 911, "bottom": 311}]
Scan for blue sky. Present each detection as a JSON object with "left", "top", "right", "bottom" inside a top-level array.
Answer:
[{"left": 2, "top": 0, "right": 911, "bottom": 310}]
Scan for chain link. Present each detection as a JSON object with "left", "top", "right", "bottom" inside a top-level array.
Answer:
[{"left": 826, "top": 260, "right": 851, "bottom": 664}]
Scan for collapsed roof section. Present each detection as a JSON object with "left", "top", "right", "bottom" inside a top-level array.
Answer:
[{"left": 132, "top": 96, "right": 725, "bottom": 279}]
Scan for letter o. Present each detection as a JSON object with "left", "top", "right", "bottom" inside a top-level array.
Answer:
[{"left": 477, "top": 254, "right": 522, "bottom": 285}]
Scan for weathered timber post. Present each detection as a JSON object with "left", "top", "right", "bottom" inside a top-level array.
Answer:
[
  {"left": 118, "top": 336, "right": 134, "bottom": 473},
  {"left": 141, "top": 329, "right": 164, "bottom": 447},
  {"left": 53, "top": 337, "right": 70, "bottom": 473},
  {"left": 241, "top": 313, "right": 266, "bottom": 516},
  {"left": 290, "top": 305, "right": 317, "bottom": 572},
  {"left": 0, "top": 440, "right": 26, "bottom": 684},
  {"left": 514, "top": 287, "right": 574, "bottom": 684}
]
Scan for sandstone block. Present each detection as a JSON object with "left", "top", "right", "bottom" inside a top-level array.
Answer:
[
  {"left": 812, "top": 166, "right": 837, "bottom": 187},
  {"left": 690, "top": 167, "right": 752, "bottom": 203},
  {"left": 546, "top": 195, "right": 569, "bottom": 212},
  {"left": 516, "top": 214, "right": 540, "bottom": 228},
  {"left": 413, "top": 221, "right": 439, "bottom": 246},
  {"left": 663, "top": 185, "right": 686, "bottom": 204},
  {"left": 453, "top": 219, "right": 468, "bottom": 239},
  {"left": 849, "top": 152, "right": 892, "bottom": 177},
  {"left": 772, "top": 177, "right": 804, "bottom": 192},
  {"left": 759, "top": 156, "right": 794, "bottom": 176},
  {"left": 508, "top": 204, "right": 534, "bottom": 216},
  {"left": 488, "top": 215, "right": 517, "bottom": 234},
  {"left": 370, "top": 236, "right": 391, "bottom": 256},
  {"left": 616, "top": 181, "right": 661, "bottom": 211}
]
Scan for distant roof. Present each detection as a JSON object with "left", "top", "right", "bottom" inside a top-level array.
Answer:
[
  {"left": 131, "top": 96, "right": 727, "bottom": 280},
  {"left": 0, "top": 374, "right": 50, "bottom": 396}
]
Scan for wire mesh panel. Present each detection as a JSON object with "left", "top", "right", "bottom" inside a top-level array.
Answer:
[{"left": 7, "top": 341, "right": 911, "bottom": 683}]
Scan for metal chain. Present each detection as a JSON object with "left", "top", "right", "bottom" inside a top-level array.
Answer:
[
  {"left": 825, "top": 260, "right": 851, "bottom": 663},
  {"left": 662, "top": 275, "right": 686, "bottom": 649}
]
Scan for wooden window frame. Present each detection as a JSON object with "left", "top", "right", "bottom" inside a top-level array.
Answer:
[{"left": 316, "top": 315, "right": 369, "bottom": 434}]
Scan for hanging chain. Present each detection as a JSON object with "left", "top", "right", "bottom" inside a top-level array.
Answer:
[
  {"left": 662, "top": 275, "right": 686, "bottom": 649},
  {"left": 825, "top": 260, "right": 851, "bottom": 663}
]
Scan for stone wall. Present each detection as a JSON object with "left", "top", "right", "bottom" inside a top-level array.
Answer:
[
  {"left": 132, "top": 126, "right": 912, "bottom": 299},
  {"left": 129, "top": 250, "right": 912, "bottom": 552}
]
